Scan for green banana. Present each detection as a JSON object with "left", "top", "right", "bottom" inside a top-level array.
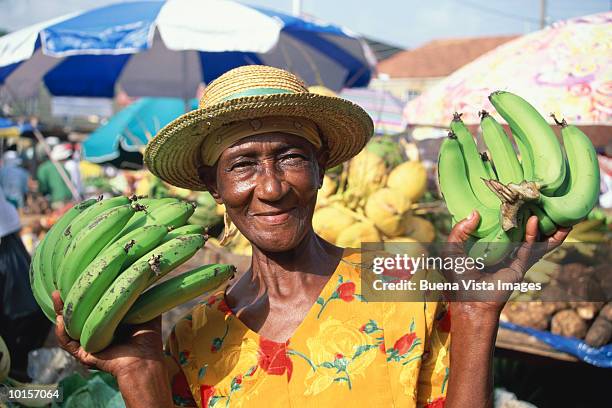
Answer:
[
  {"left": 513, "top": 131, "right": 535, "bottom": 180},
  {"left": 109, "top": 200, "right": 195, "bottom": 245},
  {"left": 80, "top": 255, "right": 153, "bottom": 353},
  {"left": 63, "top": 241, "right": 134, "bottom": 339},
  {"left": 469, "top": 207, "right": 527, "bottom": 266},
  {"left": 526, "top": 203, "right": 556, "bottom": 236},
  {"left": 123, "top": 263, "right": 235, "bottom": 324},
  {"left": 553, "top": 154, "right": 571, "bottom": 196},
  {"left": 99, "top": 224, "right": 169, "bottom": 267},
  {"left": 480, "top": 152, "right": 498, "bottom": 180},
  {"left": 489, "top": 91, "right": 565, "bottom": 194},
  {"left": 63, "top": 225, "right": 170, "bottom": 337},
  {"left": 438, "top": 134, "right": 499, "bottom": 238},
  {"left": 32, "top": 198, "right": 97, "bottom": 317},
  {"left": 30, "top": 250, "right": 55, "bottom": 322},
  {"left": 144, "top": 233, "right": 207, "bottom": 285},
  {"left": 80, "top": 234, "right": 206, "bottom": 353},
  {"left": 538, "top": 122, "right": 600, "bottom": 227},
  {"left": 111, "top": 197, "right": 179, "bottom": 240},
  {"left": 163, "top": 224, "right": 206, "bottom": 243},
  {"left": 450, "top": 114, "right": 500, "bottom": 208},
  {"left": 51, "top": 195, "right": 130, "bottom": 287},
  {"left": 58, "top": 204, "right": 137, "bottom": 299},
  {"left": 480, "top": 111, "right": 523, "bottom": 184}
]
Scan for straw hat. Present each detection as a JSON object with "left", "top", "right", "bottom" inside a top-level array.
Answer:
[{"left": 144, "top": 65, "right": 374, "bottom": 191}]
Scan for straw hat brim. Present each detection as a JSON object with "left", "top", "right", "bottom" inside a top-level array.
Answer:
[{"left": 144, "top": 92, "right": 374, "bottom": 191}]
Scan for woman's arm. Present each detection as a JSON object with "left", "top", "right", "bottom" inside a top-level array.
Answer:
[
  {"left": 443, "top": 212, "right": 569, "bottom": 408},
  {"left": 116, "top": 361, "right": 173, "bottom": 408},
  {"left": 445, "top": 304, "right": 499, "bottom": 408}
]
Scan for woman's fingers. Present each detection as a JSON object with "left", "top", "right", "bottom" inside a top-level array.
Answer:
[
  {"left": 504, "top": 216, "right": 539, "bottom": 278},
  {"left": 52, "top": 291, "right": 99, "bottom": 368},
  {"left": 524, "top": 216, "right": 539, "bottom": 244},
  {"left": 546, "top": 226, "right": 571, "bottom": 252},
  {"left": 447, "top": 210, "right": 480, "bottom": 244},
  {"left": 51, "top": 290, "right": 63, "bottom": 316}
]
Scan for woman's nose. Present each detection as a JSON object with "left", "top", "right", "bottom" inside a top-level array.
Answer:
[{"left": 254, "top": 162, "right": 288, "bottom": 202}]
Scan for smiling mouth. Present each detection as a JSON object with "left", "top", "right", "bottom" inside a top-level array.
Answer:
[{"left": 252, "top": 208, "right": 296, "bottom": 224}]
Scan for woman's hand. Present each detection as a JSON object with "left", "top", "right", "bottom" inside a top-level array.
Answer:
[
  {"left": 52, "top": 291, "right": 174, "bottom": 407},
  {"left": 444, "top": 210, "right": 571, "bottom": 314},
  {"left": 51, "top": 290, "right": 165, "bottom": 379}
]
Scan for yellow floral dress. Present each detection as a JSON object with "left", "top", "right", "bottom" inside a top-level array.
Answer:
[{"left": 164, "top": 248, "right": 451, "bottom": 408}]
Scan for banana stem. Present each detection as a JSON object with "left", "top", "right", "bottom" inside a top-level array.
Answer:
[{"left": 483, "top": 179, "right": 540, "bottom": 231}]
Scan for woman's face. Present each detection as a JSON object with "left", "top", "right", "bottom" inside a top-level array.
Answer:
[{"left": 205, "top": 132, "right": 325, "bottom": 252}]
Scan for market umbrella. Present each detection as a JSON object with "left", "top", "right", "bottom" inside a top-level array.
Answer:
[
  {"left": 403, "top": 12, "right": 612, "bottom": 145},
  {"left": 0, "top": 0, "right": 375, "bottom": 102},
  {"left": 82, "top": 97, "right": 197, "bottom": 169},
  {"left": 339, "top": 88, "right": 406, "bottom": 134}
]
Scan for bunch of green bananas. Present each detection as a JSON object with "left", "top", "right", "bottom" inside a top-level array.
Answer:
[
  {"left": 30, "top": 195, "right": 235, "bottom": 353},
  {"left": 438, "top": 91, "right": 600, "bottom": 265}
]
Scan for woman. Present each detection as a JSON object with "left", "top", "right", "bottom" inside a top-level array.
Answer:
[{"left": 52, "top": 65, "right": 569, "bottom": 407}]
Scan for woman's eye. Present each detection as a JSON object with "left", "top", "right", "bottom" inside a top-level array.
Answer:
[
  {"left": 230, "top": 161, "right": 255, "bottom": 170},
  {"left": 282, "top": 153, "right": 307, "bottom": 162}
]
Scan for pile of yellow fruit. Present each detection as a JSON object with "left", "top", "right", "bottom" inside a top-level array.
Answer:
[{"left": 312, "top": 138, "right": 435, "bottom": 249}]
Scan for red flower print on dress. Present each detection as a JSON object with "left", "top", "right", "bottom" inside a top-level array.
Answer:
[
  {"left": 258, "top": 338, "right": 294, "bottom": 381},
  {"left": 393, "top": 332, "right": 417, "bottom": 356},
  {"left": 315, "top": 276, "right": 365, "bottom": 318},
  {"left": 337, "top": 282, "right": 356, "bottom": 302},
  {"left": 424, "top": 396, "right": 446, "bottom": 408},
  {"left": 217, "top": 299, "right": 232, "bottom": 315},
  {"left": 386, "top": 318, "right": 422, "bottom": 364},
  {"left": 200, "top": 385, "right": 216, "bottom": 408}
]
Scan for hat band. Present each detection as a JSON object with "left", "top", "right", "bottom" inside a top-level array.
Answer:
[
  {"left": 220, "top": 87, "right": 295, "bottom": 102},
  {"left": 200, "top": 116, "right": 322, "bottom": 166}
]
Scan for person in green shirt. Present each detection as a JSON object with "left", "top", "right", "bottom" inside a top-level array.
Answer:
[{"left": 36, "top": 144, "right": 74, "bottom": 209}]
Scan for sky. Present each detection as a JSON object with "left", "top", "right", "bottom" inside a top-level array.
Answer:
[{"left": 0, "top": 0, "right": 609, "bottom": 48}]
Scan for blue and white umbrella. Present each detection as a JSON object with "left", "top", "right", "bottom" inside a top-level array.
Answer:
[{"left": 0, "top": 0, "right": 376, "bottom": 100}]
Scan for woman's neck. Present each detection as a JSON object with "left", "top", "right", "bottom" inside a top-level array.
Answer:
[{"left": 247, "top": 230, "right": 341, "bottom": 299}]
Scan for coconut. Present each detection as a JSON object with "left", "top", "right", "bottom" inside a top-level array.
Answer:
[
  {"left": 312, "top": 206, "right": 356, "bottom": 243},
  {"left": 366, "top": 136, "right": 405, "bottom": 168},
  {"left": 335, "top": 221, "right": 382, "bottom": 248},
  {"left": 0, "top": 335, "right": 10, "bottom": 383},
  {"left": 386, "top": 161, "right": 428, "bottom": 202},
  {"left": 365, "top": 188, "right": 412, "bottom": 238},
  {"left": 402, "top": 216, "right": 436, "bottom": 243},
  {"left": 347, "top": 150, "right": 387, "bottom": 197}
]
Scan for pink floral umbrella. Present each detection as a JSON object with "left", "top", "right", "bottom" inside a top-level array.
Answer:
[{"left": 403, "top": 12, "right": 612, "bottom": 131}]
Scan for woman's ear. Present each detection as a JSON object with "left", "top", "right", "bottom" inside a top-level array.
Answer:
[{"left": 197, "top": 164, "right": 223, "bottom": 204}]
